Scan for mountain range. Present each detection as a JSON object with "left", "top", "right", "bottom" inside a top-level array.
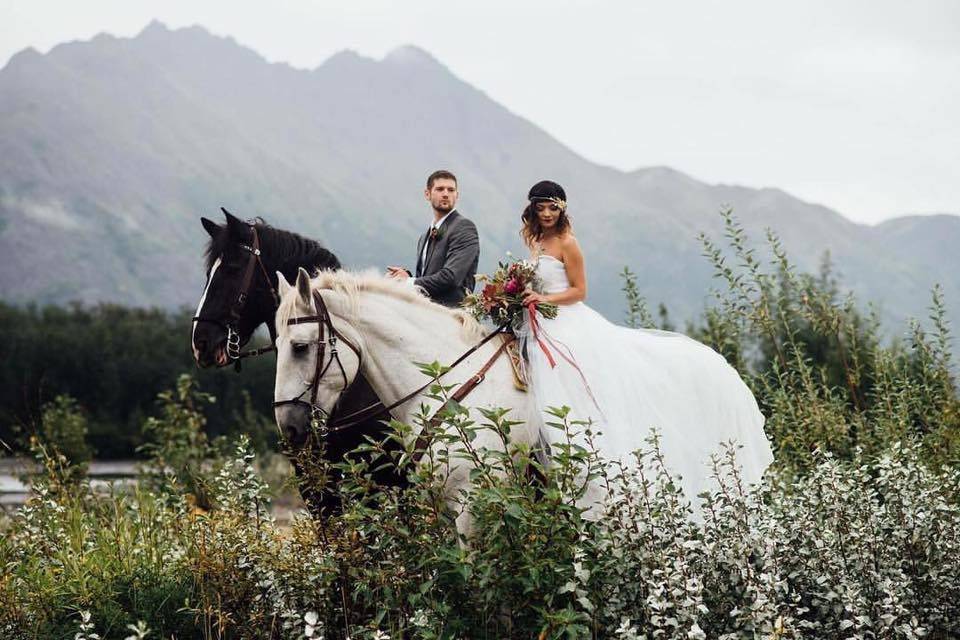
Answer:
[{"left": 1, "top": 21, "right": 957, "bottom": 332}]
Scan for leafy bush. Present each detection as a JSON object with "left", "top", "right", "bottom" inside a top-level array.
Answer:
[
  {"left": 3, "top": 403, "right": 958, "bottom": 638},
  {"left": 3, "top": 342, "right": 959, "bottom": 639},
  {"left": 22, "top": 395, "right": 96, "bottom": 489},
  {"left": 688, "top": 209, "right": 959, "bottom": 473},
  {"left": 139, "top": 374, "right": 218, "bottom": 510},
  {"left": 38, "top": 395, "right": 94, "bottom": 470}
]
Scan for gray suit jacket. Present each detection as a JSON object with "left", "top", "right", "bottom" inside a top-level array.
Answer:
[{"left": 413, "top": 210, "right": 479, "bottom": 307}]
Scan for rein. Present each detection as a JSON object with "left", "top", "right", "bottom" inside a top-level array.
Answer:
[
  {"left": 193, "top": 223, "right": 281, "bottom": 369},
  {"left": 272, "top": 290, "right": 511, "bottom": 460}
]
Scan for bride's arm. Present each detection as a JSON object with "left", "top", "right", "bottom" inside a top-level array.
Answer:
[{"left": 523, "top": 235, "right": 587, "bottom": 306}]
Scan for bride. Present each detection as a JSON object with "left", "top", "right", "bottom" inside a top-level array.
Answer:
[{"left": 514, "top": 180, "right": 774, "bottom": 508}]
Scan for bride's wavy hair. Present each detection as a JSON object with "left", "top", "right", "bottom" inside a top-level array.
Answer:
[{"left": 520, "top": 180, "right": 572, "bottom": 247}]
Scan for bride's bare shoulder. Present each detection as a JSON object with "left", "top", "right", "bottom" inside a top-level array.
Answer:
[{"left": 559, "top": 232, "right": 582, "bottom": 253}]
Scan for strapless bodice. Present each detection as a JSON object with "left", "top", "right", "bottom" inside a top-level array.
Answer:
[{"left": 534, "top": 255, "right": 571, "bottom": 294}]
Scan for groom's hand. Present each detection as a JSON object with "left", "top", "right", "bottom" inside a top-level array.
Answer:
[{"left": 386, "top": 266, "right": 411, "bottom": 280}]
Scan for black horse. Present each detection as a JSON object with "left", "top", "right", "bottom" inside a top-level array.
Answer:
[{"left": 192, "top": 209, "right": 407, "bottom": 516}]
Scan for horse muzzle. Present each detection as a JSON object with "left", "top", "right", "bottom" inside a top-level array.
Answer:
[
  {"left": 192, "top": 336, "right": 229, "bottom": 368},
  {"left": 274, "top": 401, "right": 315, "bottom": 448}
]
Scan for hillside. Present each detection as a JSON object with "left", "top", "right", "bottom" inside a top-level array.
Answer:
[{"left": 0, "top": 21, "right": 956, "bottom": 329}]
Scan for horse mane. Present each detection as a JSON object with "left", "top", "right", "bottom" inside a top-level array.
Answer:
[
  {"left": 204, "top": 218, "right": 340, "bottom": 273},
  {"left": 277, "top": 270, "right": 487, "bottom": 343}
]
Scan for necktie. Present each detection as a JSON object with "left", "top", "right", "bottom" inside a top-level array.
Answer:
[
  {"left": 425, "top": 225, "right": 438, "bottom": 255},
  {"left": 417, "top": 226, "right": 434, "bottom": 277}
]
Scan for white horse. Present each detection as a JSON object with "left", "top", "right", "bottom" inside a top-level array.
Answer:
[{"left": 273, "top": 268, "right": 537, "bottom": 537}]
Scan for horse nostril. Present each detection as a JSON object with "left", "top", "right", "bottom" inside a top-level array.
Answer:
[
  {"left": 284, "top": 422, "right": 309, "bottom": 448},
  {"left": 195, "top": 338, "right": 208, "bottom": 353}
]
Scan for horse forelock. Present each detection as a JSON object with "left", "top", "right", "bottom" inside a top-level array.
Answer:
[{"left": 276, "top": 270, "right": 486, "bottom": 343}]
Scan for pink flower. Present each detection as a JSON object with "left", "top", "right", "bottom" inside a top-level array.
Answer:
[{"left": 504, "top": 278, "right": 522, "bottom": 294}]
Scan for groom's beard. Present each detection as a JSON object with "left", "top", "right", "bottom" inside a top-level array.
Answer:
[{"left": 433, "top": 202, "right": 454, "bottom": 214}]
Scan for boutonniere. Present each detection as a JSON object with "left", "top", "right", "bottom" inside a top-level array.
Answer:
[{"left": 430, "top": 226, "right": 443, "bottom": 240}]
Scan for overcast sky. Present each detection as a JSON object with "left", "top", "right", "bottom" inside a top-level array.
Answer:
[{"left": 3, "top": 1, "right": 958, "bottom": 224}]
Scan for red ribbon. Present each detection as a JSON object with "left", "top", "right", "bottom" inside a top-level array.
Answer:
[
  {"left": 527, "top": 302, "right": 556, "bottom": 368},
  {"left": 526, "top": 302, "right": 602, "bottom": 412}
]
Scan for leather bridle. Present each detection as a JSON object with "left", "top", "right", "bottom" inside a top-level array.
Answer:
[
  {"left": 272, "top": 289, "right": 513, "bottom": 460},
  {"left": 192, "top": 224, "right": 281, "bottom": 368},
  {"left": 272, "top": 290, "right": 363, "bottom": 437}
]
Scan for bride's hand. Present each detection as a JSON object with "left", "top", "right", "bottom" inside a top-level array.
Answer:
[{"left": 522, "top": 291, "right": 548, "bottom": 306}]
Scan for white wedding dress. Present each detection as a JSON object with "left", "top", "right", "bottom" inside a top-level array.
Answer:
[{"left": 516, "top": 254, "right": 774, "bottom": 512}]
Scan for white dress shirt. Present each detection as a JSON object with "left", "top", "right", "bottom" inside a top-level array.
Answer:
[{"left": 410, "top": 209, "right": 456, "bottom": 285}]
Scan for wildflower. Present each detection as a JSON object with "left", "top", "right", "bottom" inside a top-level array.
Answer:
[
  {"left": 615, "top": 618, "right": 639, "bottom": 639},
  {"left": 74, "top": 611, "right": 101, "bottom": 640},
  {"left": 304, "top": 611, "right": 319, "bottom": 638},
  {"left": 124, "top": 621, "right": 151, "bottom": 640},
  {"left": 410, "top": 609, "right": 429, "bottom": 628}
]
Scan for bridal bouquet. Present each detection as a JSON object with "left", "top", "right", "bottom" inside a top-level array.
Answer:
[{"left": 462, "top": 259, "right": 558, "bottom": 330}]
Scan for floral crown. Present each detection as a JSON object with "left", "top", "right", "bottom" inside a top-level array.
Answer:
[{"left": 529, "top": 196, "right": 567, "bottom": 212}]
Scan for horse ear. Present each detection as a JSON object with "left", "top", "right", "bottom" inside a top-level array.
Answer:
[
  {"left": 295, "top": 267, "right": 312, "bottom": 304},
  {"left": 221, "top": 207, "right": 246, "bottom": 236},
  {"left": 201, "top": 217, "right": 221, "bottom": 238},
  {"left": 277, "top": 271, "right": 292, "bottom": 298}
]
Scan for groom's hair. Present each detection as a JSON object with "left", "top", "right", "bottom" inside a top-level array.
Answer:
[{"left": 426, "top": 170, "right": 457, "bottom": 189}]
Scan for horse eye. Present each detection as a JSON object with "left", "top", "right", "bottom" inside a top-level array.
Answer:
[{"left": 292, "top": 342, "right": 310, "bottom": 355}]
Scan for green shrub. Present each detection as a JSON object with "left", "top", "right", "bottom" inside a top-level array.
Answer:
[
  {"left": 139, "top": 374, "right": 218, "bottom": 510},
  {"left": 23, "top": 395, "right": 96, "bottom": 489},
  {"left": 686, "top": 209, "right": 959, "bottom": 473},
  {"left": 3, "top": 381, "right": 959, "bottom": 639},
  {"left": 38, "top": 395, "right": 94, "bottom": 469}
]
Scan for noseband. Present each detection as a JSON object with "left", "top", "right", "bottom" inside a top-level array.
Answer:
[
  {"left": 193, "top": 224, "right": 281, "bottom": 367},
  {"left": 272, "top": 290, "right": 363, "bottom": 437}
]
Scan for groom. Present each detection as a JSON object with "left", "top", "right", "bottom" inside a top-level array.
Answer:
[{"left": 386, "top": 170, "right": 479, "bottom": 307}]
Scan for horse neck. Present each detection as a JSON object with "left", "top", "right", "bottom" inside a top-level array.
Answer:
[
  {"left": 256, "top": 228, "right": 292, "bottom": 284},
  {"left": 259, "top": 227, "right": 338, "bottom": 283},
  {"left": 340, "top": 290, "right": 537, "bottom": 451},
  {"left": 254, "top": 229, "right": 310, "bottom": 330},
  {"left": 346, "top": 292, "right": 479, "bottom": 401}
]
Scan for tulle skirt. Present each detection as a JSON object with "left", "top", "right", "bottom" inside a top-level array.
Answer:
[{"left": 517, "top": 302, "right": 774, "bottom": 512}]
